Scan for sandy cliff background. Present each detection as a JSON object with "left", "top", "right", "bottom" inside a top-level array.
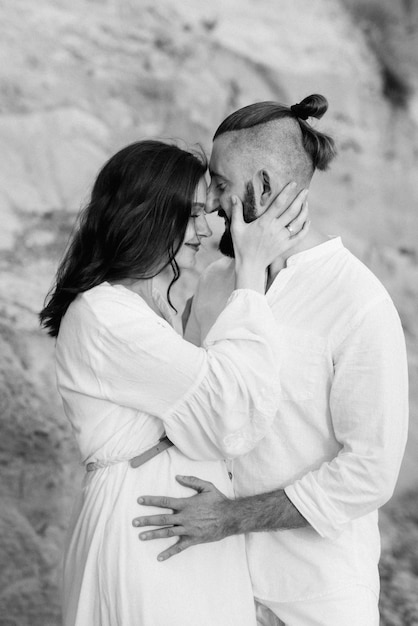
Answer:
[{"left": 0, "top": 0, "right": 417, "bottom": 624}]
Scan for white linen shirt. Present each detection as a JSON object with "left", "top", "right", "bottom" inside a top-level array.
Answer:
[{"left": 186, "top": 237, "right": 409, "bottom": 602}]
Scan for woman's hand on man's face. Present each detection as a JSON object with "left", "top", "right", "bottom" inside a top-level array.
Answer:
[{"left": 230, "top": 182, "right": 310, "bottom": 270}]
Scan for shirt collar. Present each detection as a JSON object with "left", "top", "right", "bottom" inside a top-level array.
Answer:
[{"left": 286, "top": 236, "right": 343, "bottom": 267}]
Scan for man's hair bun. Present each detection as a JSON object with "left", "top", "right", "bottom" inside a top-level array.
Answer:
[
  {"left": 290, "top": 94, "right": 335, "bottom": 170},
  {"left": 290, "top": 94, "right": 328, "bottom": 121}
]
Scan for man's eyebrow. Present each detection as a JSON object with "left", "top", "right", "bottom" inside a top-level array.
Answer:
[
  {"left": 209, "top": 169, "right": 227, "bottom": 180},
  {"left": 192, "top": 202, "right": 206, "bottom": 209}
]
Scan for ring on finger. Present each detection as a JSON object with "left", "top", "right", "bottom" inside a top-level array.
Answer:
[{"left": 286, "top": 224, "right": 294, "bottom": 235}]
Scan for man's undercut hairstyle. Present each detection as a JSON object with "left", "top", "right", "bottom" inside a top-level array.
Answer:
[{"left": 213, "top": 94, "right": 336, "bottom": 172}]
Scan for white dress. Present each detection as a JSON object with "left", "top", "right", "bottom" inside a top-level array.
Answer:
[{"left": 56, "top": 282, "right": 280, "bottom": 626}]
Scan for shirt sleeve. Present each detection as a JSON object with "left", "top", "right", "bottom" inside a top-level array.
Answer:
[
  {"left": 94, "top": 289, "right": 281, "bottom": 461},
  {"left": 285, "top": 297, "right": 409, "bottom": 539}
]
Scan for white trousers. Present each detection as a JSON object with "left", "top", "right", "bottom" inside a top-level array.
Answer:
[{"left": 256, "top": 585, "right": 379, "bottom": 626}]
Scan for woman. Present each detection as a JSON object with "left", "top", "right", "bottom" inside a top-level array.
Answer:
[{"left": 40, "top": 140, "right": 308, "bottom": 626}]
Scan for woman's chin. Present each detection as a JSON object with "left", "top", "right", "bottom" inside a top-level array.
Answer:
[
  {"left": 177, "top": 257, "right": 197, "bottom": 271},
  {"left": 176, "top": 249, "right": 199, "bottom": 271}
]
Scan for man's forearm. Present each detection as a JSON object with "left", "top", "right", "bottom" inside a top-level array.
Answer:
[
  {"left": 133, "top": 477, "right": 311, "bottom": 561},
  {"left": 223, "top": 488, "right": 309, "bottom": 535}
]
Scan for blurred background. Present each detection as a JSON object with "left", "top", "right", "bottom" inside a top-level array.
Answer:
[{"left": 0, "top": 0, "right": 417, "bottom": 624}]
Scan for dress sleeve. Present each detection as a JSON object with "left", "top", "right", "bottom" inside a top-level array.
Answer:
[
  {"left": 94, "top": 289, "right": 281, "bottom": 460},
  {"left": 285, "top": 297, "right": 409, "bottom": 539}
]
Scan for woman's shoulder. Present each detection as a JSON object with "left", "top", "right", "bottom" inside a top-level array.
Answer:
[{"left": 67, "top": 282, "right": 162, "bottom": 334}]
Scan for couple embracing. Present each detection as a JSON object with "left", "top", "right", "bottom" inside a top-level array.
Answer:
[{"left": 41, "top": 94, "right": 408, "bottom": 626}]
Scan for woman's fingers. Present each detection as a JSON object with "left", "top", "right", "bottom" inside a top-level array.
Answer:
[
  {"left": 264, "top": 181, "right": 298, "bottom": 220},
  {"left": 278, "top": 217, "right": 311, "bottom": 255},
  {"left": 229, "top": 195, "right": 244, "bottom": 231},
  {"left": 230, "top": 183, "right": 309, "bottom": 270},
  {"left": 284, "top": 200, "right": 309, "bottom": 237},
  {"left": 275, "top": 188, "right": 308, "bottom": 229},
  {"left": 286, "top": 215, "right": 311, "bottom": 243}
]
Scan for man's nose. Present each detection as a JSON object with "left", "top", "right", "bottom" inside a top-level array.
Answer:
[{"left": 205, "top": 189, "right": 220, "bottom": 214}]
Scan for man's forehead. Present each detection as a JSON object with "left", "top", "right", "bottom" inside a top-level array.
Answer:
[
  {"left": 209, "top": 137, "right": 226, "bottom": 166},
  {"left": 210, "top": 135, "right": 240, "bottom": 176}
]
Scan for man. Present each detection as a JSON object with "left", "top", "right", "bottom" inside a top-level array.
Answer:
[{"left": 132, "top": 95, "right": 409, "bottom": 625}]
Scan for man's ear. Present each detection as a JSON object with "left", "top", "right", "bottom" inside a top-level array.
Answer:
[{"left": 257, "top": 169, "right": 272, "bottom": 207}]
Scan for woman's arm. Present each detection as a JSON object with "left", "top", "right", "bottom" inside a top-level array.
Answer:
[
  {"left": 94, "top": 287, "right": 280, "bottom": 460},
  {"left": 91, "top": 186, "right": 309, "bottom": 460}
]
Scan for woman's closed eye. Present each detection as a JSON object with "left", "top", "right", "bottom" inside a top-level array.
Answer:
[{"left": 191, "top": 207, "right": 205, "bottom": 220}]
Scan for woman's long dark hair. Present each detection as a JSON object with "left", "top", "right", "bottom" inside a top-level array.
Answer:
[{"left": 39, "top": 140, "right": 207, "bottom": 337}]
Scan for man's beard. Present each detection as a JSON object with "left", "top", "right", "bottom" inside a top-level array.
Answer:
[{"left": 219, "top": 181, "right": 257, "bottom": 258}]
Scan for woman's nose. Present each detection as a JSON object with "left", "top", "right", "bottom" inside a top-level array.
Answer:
[{"left": 197, "top": 215, "right": 213, "bottom": 239}]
